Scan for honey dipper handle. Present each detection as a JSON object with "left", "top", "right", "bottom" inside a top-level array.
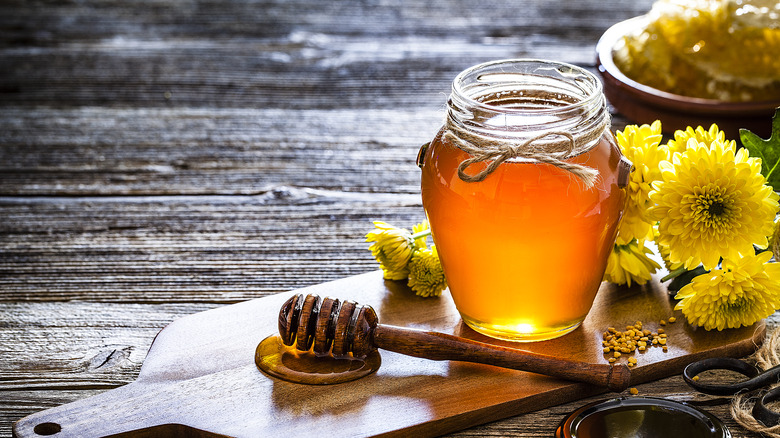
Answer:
[{"left": 373, "top": 325, "right": 631, "bottom": 392}]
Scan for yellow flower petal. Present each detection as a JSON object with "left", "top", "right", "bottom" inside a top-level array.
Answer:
[
  {"left": 411, "top": 220, "right": 430, "bottom": 249},
  {"left": 667, "top": 124, "right": 727, "bottom": 154},
  {"left": 614, "top": 121, "right": 670, "bottom": 243},
  {"left": 674, "top": 252, "right": 780, "bottom": 331},
  {"left": 771, "top": 219, "right": 780, "bottom": 262},
  {"left": 648, "top": 139, "right": 779, "bottom": 270},
  {"left": 603, "top": 239, "right": 661, "bottom": 287},
  {"left": 407, "top": 246, "right": 447, "bottom": 297},
  {"left": 366, "top": 221, "right": 415, "bottom": 280}
]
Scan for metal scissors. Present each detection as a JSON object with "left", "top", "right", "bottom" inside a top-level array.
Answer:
[{"left": 684, "top": 357, "right": 780, "bottom": 427}]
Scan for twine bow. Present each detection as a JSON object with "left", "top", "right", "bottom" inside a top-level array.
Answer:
[{"left": 443, "top": 117, "right": 609, "bottom": 188}]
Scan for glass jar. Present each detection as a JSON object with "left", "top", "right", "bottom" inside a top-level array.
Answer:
[{"left": 419, "top": 59, "right": 631, "bottom": 342}]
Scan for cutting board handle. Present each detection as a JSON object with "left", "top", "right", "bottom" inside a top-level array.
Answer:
[{"left": 12, "top": 382, "right": 224, "bottom": 438}]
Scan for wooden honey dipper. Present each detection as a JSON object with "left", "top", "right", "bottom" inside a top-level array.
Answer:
[{"left": 278, "top": 293, "right": 631, "bottom": 391}]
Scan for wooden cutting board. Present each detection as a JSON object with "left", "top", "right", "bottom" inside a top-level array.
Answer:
[{"left": 14, "top": 271, "right": 764, "bottom": 438}]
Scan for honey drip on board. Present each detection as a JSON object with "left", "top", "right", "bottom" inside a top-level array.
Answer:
[{"left": 255, "top": 335, "right": 381, "bottom": 385}]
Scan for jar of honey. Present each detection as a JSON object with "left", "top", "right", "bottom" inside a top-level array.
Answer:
[{"left": 419, "top": 59, "right": 631, "bottom": 342}]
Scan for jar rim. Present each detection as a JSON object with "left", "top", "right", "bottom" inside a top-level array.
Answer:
[
  {"left": 451, "top": 58, "right": 604, "bottom": 116},
  {"left": 441, "top": 58, "right": 612, "bottom": 185}
]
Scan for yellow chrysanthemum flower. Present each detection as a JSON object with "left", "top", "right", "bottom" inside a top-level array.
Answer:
[
  {"left": 412, "top": 220, "right": 430, "bottom": 250},
  {"left": 674, "top": 252, "right": 780, "bottom": 331},
  {"left": 407, "top": 245, "right": 447, "bottom": 297},
  {"left": 614, "top": 121, "right": 669, "bottom": 244},
  {"left": 666, "top": 124, "right": 730, "bottom": 154},
  {"left": 653, "top": 225, "right": 684, "bottom": 272},
  {"left": 655, "top": 238, "right": 685, "bottom": 274},
  {"left": 649, "top": 138, "right": 780, "bottom": 270},
  {"left": 603, "top": 239, "right": 662, "bottom": 287},
  {"left": 366, "top": 221, "right": 415, "bottom": 280}
]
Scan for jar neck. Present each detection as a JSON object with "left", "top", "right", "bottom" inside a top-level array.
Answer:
[{"left": 446, "top": 59, "right": 609, "bottom": 150}]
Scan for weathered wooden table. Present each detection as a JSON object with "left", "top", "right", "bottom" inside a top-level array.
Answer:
[{"left": 1, "top": 0, "right": 774, "bottom": 436}]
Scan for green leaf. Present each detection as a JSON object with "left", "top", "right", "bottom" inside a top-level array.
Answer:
[
  {"left": 667, "top": 265, "right": 708, "bottom": 293},
  {"left": 739, "top": 108, "right": 780, "bottom": 191}
]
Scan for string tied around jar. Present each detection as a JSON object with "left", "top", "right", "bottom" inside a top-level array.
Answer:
[{"left": 442, "top": 115, "right": 609, "bottom": 188}]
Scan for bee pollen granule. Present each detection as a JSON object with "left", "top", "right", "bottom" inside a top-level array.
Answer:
[{"left": 601, "top": 318, "right": 674, "bottom": 366}]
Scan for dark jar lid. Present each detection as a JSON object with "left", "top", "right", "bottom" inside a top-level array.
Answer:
[{"left": 555, "top": 396, "right": 730, "bottom": 438}]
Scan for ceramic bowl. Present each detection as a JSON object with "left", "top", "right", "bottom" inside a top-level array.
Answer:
[{"left": 596, "top": 15, "right": 779, "bottom": 139}]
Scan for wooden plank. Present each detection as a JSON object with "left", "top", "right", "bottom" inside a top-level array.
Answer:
[
  {"left": 0, "top": 46, "right": 616, "bottom": 108},
  {"left": 11, "top": 271, "right": 764, "bottom": 438},
  {"left": 0, "top": 107, "right": 631, "bottom": 196},
  {"left": 0, "top": 107, "right": 437, "bottom": 195},
  {"left": 0, "top": 302, "right": 214, "bottom": 385},
  {"left": 0, "top": 0, "right": 655, "bottom": 109},
  {"left": 0, "top": 193, "right": 429, "bottom": 302},
  {"left": 0, "top": 0, "right": 655, "bottom": 44},
  {"left": 0, "top": 301, "right": 212, "bottom": 437}
]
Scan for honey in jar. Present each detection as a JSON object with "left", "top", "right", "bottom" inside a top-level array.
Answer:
[{"left": 419, "top": 59, "right": 630, "bottom": 342}]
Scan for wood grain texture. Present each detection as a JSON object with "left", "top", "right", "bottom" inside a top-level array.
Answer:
[
  {"left": 0, "top": 194, "right": 427, "bottom": 302},
  {"left": 3, "top": 0, "right": 773, "bottom": 436},
  {"left": 0, "top": 1, "right": 653, "bottom": 109},
  {"left": 0, "top": 108, "right": 435, "bottom": 195}
]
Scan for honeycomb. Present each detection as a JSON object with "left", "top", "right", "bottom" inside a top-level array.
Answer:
[{"left": 613, "top": 0, "right": 780, "bottom": 102}]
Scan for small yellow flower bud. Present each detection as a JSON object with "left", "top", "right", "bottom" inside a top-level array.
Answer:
[
  {"left": 366, "top": 221, "right": 415, "bottom": 280},
  {"left": 407, "top": 246, "right": 447, "bottom": 297}
]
